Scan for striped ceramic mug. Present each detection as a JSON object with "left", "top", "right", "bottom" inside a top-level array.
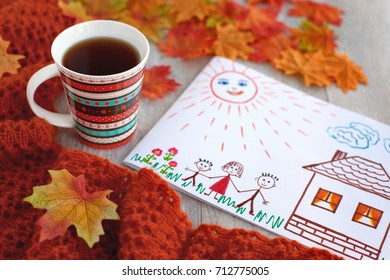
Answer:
[{"left": 26, "top": 20, "right": 149, "bottom": 149}]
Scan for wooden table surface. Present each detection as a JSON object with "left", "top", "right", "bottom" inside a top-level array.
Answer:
[{"left": 57, "top": 0, "right": 390, "bottom": 238}]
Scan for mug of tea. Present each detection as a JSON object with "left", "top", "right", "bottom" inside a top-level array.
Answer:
[{"left": 26, "top": 20, "right": 149, "bottom": 149}]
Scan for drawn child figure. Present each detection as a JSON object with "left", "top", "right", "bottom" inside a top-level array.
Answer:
[
  {"left": 204, "top": 161, "right": 244, "bottom": 200},
  {"left": 182, "top": 158, "right": 213, "bottom": 186},
  {"left": 236, "top": 173, "right": 278, "bottom": 215}
]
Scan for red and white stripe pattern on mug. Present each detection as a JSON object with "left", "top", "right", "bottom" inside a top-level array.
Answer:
[{"left": 60, "top": 66, "right": 145, "bottom": 149}]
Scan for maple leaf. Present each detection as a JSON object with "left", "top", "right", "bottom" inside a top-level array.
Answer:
[
  {"left": 289, "top": 0, "right": 344, "bottom": 26},
  {"left": 250, "top": 33, "right": 295, "bottom": 63},
  {"left": 291, "top": 20, "right": 337, "bottom": 54},
  {"left": 119, "top": 11, "right": 171, "bottom": 43},
  {"left": 205, "top": 0, "right": 245, "bottom": 28},
  {"left": 0, "top": 36, "right": 25, "bottom": 79},
  {"left": 209, "top": 24, "right": 255, "bottom": 60},
  {"left": 23, "top": 169, "right": 120, "bottom": 248},
  {"left": 325, "top": 53, "right": 368, "bottom": 93},
  {"left": 141, "top": 66, "right": 181, "bottom": 98},
  {"left": 235, "top": 4, "right": 286, "bottom": 38},
  {"left": 58, "top": 0, "right": 93, "bottom": 22},
  {"left": 158, "top": 21, "right": 215, "bottom": 59},
  {"left": 170, "top": 0, "right": 213, "bottom": 23},
  {"left": 273, "top": 48, "right": 333, "bottom": 87},
  {"left": 126, "top": 0, "right": 165, "bottom": 16}
]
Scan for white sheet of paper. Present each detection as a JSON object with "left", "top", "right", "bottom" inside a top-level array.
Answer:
[{"left": 124, "top": 57, "right": 390, "bottom": 260}]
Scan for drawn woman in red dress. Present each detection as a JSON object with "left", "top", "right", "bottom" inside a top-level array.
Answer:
[{"left": 204, "top": 161, "right": 244, "bottom": 200}]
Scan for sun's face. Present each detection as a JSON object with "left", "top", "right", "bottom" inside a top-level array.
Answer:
[{"left": 210, "top": 71, "right": 258, "bottom": 104}]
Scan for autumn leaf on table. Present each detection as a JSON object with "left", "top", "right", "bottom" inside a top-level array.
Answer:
[
  {"left": 126, "top": 0, "right": 165, "bottom": 16},
  {"left": 205, "top": 0, "right": 244, "bottom": 28},
  {"left": 291, "top": 20, "right": 337, "bottom": 54},
  {"left": 325, "top": 53, "right": 368, "bottom": 93},
  {"left": 58, "top": 0, "right": 125, "bottom": 21},
  {"left": 209, "top": 24, "right": 255, "bottom": 60},
  {"left": 158, "top": 21, "right": 215, "bottom": 59},
  {"left": 289, "top": 0, "right": 344, "bottom": 26},
  {"left": 235, "top": 4, "right": 286, "bottom": 38},
  {"left": 23, "top": 169, "right": 120, "bottom": 248},
  {"left": 170, "top": 0, "right": 213, "bottom": 23},
  {"left": 0, "top": 36, "right": 25, "bottom": 79},
  {"left": 273, "top": 48, "right": 333, "bottom": 87},
  {"left": 250, "top": 33, "right": 295, "bottom": 63},
  {"left": 141, "top": 66, "right": 181, "bottom": 98},
  {"left": 119, "top": 11, "right": 171, "bottom": 43}
]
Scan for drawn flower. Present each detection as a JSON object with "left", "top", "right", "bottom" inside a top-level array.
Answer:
[
  {"left": 169, "top": 161, "right": 178, "bottom": 167},
  {"left": 168, "top": 147, "right": 178, "bottom": 155},
  {"left": 152, "top": 148, "right": 163, "bottom": 156}
]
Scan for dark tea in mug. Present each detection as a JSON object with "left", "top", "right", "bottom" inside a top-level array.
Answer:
[{"left": 62, "top": 37, "right": 140, "bottom": 75}]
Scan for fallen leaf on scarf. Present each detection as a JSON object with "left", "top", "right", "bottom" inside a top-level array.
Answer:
[
  {"left": 209, "top": 24, "right": 255, "bottom": 60},
  {"left": 0, "top": 36, "right": 25, "bottom": 79},
  {"left": 289, "top": 0, "right": 344, "bottom": 26},
  {"left": 23, "top": 169, "right": 120, "bottom": 248},
  {"left": 291, "top": 20, "right": 337, "bottom": 54},
  {"left": 142, "top": 66, "right": 181, "bottom": 98}
]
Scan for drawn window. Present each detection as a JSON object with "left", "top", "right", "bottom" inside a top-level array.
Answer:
[
  {"left": 352, "top": 203, "right": 383, "bottom": 229},
  {"left": 312, "top": 188, "right": 342, "bottom": 213}
]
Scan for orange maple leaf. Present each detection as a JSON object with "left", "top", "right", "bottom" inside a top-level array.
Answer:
[
  {"left": 23, "top": 169, "right": 120, "bottom": 248},
  {"left": 209, "top": 24, "right": 255, "bottom": 60},
  {"left": 119, "top": 11, "right": 171, "bottom": 43},
  {"left": 250, "top": 33, "right": 295, "bottom": 63},
  {"left": 235, "top": 4, "right": 285, "bottom": 37},
  {"left": 291, "top": 20, "right": 337, "bottom": 54},
  {"left": 0, "top": 36, "right": 25, "bottom": 79},
  {"left": 58, "top": 0, "right": 124, "bottom": 21},
  {"left": 273, "top": 48, "right": 333, "bottom": 87},
  {"left": 170, "top": 0, "right": 213, "bottom": 23},
  {"left": 326, "top": 53, "right": 368, "bottom": 93},
  {"left": 158, "top": 21, "right": 215, "bottom": 59},
  {"left": 142, "top": 66, "right": 181, "bottom": 98},
  {"left": 127, "top": 0, "right": 165, "bottom": 16},
  {"left": 289, "top": 0, "right": 343, "bottom": 26}
]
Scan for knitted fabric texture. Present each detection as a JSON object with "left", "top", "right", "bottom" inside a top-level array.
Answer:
[{"left": 0, "top": 0, "right": 342, "bottom": 260}]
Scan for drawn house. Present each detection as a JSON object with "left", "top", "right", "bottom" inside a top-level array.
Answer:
[{"left": 285, "top": 150, "right": 390, "bottom": 259}]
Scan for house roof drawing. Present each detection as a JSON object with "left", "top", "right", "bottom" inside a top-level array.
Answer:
[{"left": 303, "top": 151, "right": 390, "bottom": 200}]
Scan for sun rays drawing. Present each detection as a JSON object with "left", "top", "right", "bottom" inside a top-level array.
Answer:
[{"left": 166, "top": 57, "right": 338, "bottom": 159}]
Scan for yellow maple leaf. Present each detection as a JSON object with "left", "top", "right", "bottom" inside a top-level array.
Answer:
[
  {"left": 24, "top": 169, "right": 120, "bottom": 248},
  {"left": 170, "top": 0, "right": 212, "bottom": 23},
  {"left": 209, "top": 24, "right": 255, "bottom": 60},
  {"left": 0, "top": 36, "right": 25, "bottom": 79},
  {"left": 58, "top": 0, "right": 93, "bottom": 22}
]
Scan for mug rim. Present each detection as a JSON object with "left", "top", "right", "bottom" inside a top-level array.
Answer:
[{"left": 51, "top": 20, "right": 150, "bottom": 79}]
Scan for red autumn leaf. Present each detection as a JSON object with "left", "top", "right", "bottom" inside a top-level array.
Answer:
[
  {"left": 288, "top": 0, "right": 344, "bottom": 26},
  {"left": 158, "top": 21, "right": 215, "bottom": 59},
  {"left": 250, "top": 33, "right": 296, "bottom": 63},
  {"left": 142, "top": 66, "right": 181, "bottom": 98},
  {"left": 235, "top": 4, "right": 286, "bottom": 38}
]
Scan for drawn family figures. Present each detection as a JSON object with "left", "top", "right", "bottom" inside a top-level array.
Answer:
[
  {"left": 204, "top": 161, "right": 244, "bottom": 200},
  {"left": 236, "top": 173, "right": 278, "bottom": 215},
  {"left": 182, "top": 159, "right": 213, "bottom": 186}
]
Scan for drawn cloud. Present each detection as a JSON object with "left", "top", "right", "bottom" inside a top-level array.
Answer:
[
  {"left": 327, "top": 122, "right": 380, "bottom": 149},
  {"left": 384, "top": 139, "right": 390, "bottom": 153}
]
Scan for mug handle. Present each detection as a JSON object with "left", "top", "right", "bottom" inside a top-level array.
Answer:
[{"left": 26, "top": 63, "right": 75, "bottom": 128}]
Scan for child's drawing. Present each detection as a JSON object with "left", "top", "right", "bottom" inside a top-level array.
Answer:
[
  {"left": 236, "top": 173, "right": 278, "bottom": 215},
  {"left": 182, "top": 158, "right": 213, "bottom": 186},
  {"left": 204, "top": 161, "right": 243, "bottom": 200},
  {"left": 384, "top": 138, "right": 390, "bottom": 153},
  {"left": 327, "top": 122, "right": 380, "bottom": 149}
]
